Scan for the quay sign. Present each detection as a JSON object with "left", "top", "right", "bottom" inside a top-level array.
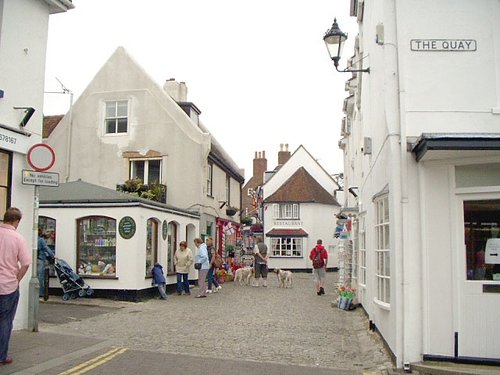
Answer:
[{"left": 410, "top": 39, "right": 477, "bottom": 52}]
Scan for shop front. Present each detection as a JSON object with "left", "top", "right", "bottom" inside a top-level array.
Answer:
[{"left": 39, "top": 180, "right": 199, "bottom": 301}]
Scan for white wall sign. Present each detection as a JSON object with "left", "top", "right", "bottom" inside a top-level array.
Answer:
[
  {"left": 410, "top": 39, "right": 477, "bottom": 52},
  {"left": 0, "top": 126, "right": 32, "bottom": 154},
  {"left": 21, "top": 170, "right": 59, "bottom": 187}
]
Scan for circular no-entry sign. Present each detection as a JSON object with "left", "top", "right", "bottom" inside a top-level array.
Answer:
[{"left": 27, "top": 143, "right": 56, "bottom": 172}]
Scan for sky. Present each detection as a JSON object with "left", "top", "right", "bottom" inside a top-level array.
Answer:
[{"left": 44, "top": 0, "right": 357, "bottom": 180}]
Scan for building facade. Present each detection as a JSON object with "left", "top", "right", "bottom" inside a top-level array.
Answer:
[
  {"left": 338, "top": 0, "right": 500, "bottom": 367},
  {"left": 0, "top": 0, "right": 73, "bottom": 329},
  {"left": 262, "top": 145, "right": 341, "bottom": 271},
  {"left": 43, "top": 47, "right": 244, "bottom": 264}
]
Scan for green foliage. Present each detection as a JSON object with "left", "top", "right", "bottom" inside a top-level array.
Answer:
[{"left": 117, "top": 179, "right": 164, "bottom": 202}]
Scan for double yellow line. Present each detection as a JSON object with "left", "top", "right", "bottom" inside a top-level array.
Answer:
[{"left": 58, "top": 347, "right": 128, "bottom": 375}]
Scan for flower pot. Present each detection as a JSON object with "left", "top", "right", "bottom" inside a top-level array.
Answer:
[{"left": 338, "top": 296, "right": 352, "bottom": 310}]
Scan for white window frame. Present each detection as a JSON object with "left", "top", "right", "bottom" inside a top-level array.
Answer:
[
  {"left": 352, "top": 219, "right": 359, "bottom": 281},
  {"left": 225, "top": 175, "right": 231, "bottom": 204},
  {"left": 272, "top": 203, "right": 300, "bottom": 219},
  {"left": 374, "top": 196, "right": 390, "bottom": 305},
  {"left": 207, "top": 163, "right": 213, "bottom": 197},
  {"left": 270, "top": 237, "right": 303, "bottom": 257},
  {"left": 358, "top": 215, "right": 367, "bottom": 286},
  {"left": 129, "top": 158, "right": 162, "bottom": 185},
  {"left": 105, "top": 100, "right": 128, "bottom": 134}
]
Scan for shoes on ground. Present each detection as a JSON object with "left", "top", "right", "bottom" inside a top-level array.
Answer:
[
  {"left": 177, "top": 292, "right": 182, "bottom": 296},
  {"left": 185, "top": 292, "right": 191, "bottom": 295},
  {"left": 1, "top": 356, "right": 13, "bottom": 365},
  {"left": 207, "top": 289, "right": 213, "bottom": 294},
  {"left": 317, "top": 291, "right": 321, "bottom": 296},
  {"left": 320, "top": 287, "right": 325, "bottom": 295},
  {"left": 195, "top": 295, "right": 206, "bottom": 298},
  {"left": 216, "top": 285, "right": 222, "bottom": 291}
]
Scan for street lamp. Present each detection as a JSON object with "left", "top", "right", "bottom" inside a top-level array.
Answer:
[{"left": 323, "top": 18, "right": 370, "bottom": 73}]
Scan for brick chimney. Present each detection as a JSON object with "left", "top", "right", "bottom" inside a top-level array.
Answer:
[
  {"left": 253, "top": 151, "right": 267, "bottom": 185},
  {"left": 163, "top": 78, "right": 187, "bottom": 102},
  {"left": 278, "top": 143, "right": 291, "bottom": 166}
]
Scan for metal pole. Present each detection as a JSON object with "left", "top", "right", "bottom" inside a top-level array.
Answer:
[{"left": 28, "top": 185, "right": 40, "bottom": 332}]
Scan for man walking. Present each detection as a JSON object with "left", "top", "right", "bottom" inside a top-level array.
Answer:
[
  {"left": 310, "top": 239, "right": 328, "bottom": 295},
  {"left": 252, "top": 236, "right": 269, "bottom": 287},
  {"left": 0, "top": 208, "right": 31, "bottom": 365}
]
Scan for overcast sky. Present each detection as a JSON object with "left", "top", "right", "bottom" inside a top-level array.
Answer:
[{"left": 44, "top": 0, "right": 357, "bottom": 180}]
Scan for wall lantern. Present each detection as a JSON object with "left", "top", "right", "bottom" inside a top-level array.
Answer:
[{"left": 323, "top": 18, "right": 370, "bottom": 73}]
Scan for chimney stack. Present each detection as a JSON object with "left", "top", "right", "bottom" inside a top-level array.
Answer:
[
  {"left": 278, "top": 143, "right": 291, "bottom": 166},
  {"left": 163, "top": 78, "right": 188, "bottom": 102},
  {"left": 253, "top": 150, "right": 267, "bottom": 185}
]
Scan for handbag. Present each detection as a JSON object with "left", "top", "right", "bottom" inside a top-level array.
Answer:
[{"left": 194, "top": 262, "right": 202, "bottom": 270}]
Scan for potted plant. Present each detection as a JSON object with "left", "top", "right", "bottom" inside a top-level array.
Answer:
[{"left": 226, "top": 206, "right": 237, "bottom": 216}]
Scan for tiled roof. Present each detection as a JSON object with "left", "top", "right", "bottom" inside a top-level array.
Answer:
[
  {"left": 266, "top": 228, "right": 308, "bottom": 237},
  {"left": 265, "top": 167, "right": 340, "bottom": 206},
  {"left": 39, "top": 179, "right": 199, "bottom": 217},
  {"left": 43, "top": 115, "right": 64, "bottom": 138}
]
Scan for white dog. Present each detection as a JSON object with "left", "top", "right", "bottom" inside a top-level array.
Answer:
[
  {"left": 274, "top": 268, "right": 293, "bottom": 288},
  {"left": 234, "top": 267, "right": 253, "bottom": 286}
]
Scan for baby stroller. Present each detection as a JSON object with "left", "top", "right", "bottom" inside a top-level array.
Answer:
[{"left": 52, "top": 257, "right": 94, "bottom": 300}]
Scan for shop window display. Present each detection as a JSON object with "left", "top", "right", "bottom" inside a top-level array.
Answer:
[
  {"left": 464, "top": 199, "right": 500, "bottom": 281},
  {"left": 77, "top": 216, "right": 116, "bottom": 277},
  {"left": 146, "top": 219, "right": 158, "bottom": 276}
]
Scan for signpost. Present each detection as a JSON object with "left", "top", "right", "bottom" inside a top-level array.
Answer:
[{"left": 25, "top": 143, "right": 57, "bottom": 332}]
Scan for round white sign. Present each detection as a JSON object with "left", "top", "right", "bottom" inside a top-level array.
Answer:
[{"left": 27, "top": 143, "right": 56, "bottom": 172}]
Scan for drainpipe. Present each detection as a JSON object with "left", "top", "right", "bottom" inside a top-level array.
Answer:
[
  {"left": 64, "top": 90, "right": 73, "bottom": 182},
  {"left": 392, "top": 0, "right": 417, "bottom": 367}
]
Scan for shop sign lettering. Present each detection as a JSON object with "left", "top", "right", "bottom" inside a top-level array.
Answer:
[
  {"left": 410, "top": 39, "right": 476, "bottom": 52},
  {"left": 274, "top": 220, "right": 303, "bottom": 226}
]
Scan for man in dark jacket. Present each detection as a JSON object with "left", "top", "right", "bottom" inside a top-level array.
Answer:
[{"left": 151, "top": 263, "right": 167, "bottom": 300}]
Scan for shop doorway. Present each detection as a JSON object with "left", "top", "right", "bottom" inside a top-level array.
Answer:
[{"left": 456, "top": 194, "right": 500, "bottom": 360}]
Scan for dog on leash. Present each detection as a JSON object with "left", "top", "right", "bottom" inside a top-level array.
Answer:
[
  {"left": 274, "top": 268, "right": 293, "bottom": 288},
  {"left": 234, "top": 267, "right": 253, "bottom": 286}
]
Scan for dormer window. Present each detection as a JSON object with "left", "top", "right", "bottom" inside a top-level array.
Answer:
[{"left": 105, "top": 100, "right": 128, "bottom": 134}]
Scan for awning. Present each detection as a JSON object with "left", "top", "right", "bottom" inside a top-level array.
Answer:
[
  {"left": 411, "top": 133, "right": 500, "bottom": 162},
  {"left": 265, "top": 228, "right": 308, "bottom": 237}
]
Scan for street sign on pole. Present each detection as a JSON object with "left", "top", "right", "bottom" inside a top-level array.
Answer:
[
  {"left": 27, "top": 143, "right": 56, "bottom": 172},
  {"left": 22, "top": 170, "right": 59, "bottom": 187}
]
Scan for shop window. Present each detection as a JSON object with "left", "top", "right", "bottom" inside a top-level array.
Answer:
[
  {"left": 130, "top": 159, "right": 161, "bottom": 185},
  {"left": 77, "top": 216, "right": 116, "bottom": 277},
  {"left": 375, "top": 196, "right": 390, "bottom": 304},
  {"left": 270, "top": 237, "right": 302, "bottom": 257},
  {"left": 0, "top": 150, "right": 11, "bottom": 218},
  {"left": 146, "top": 219, "right": 159, "bottom": 276},
  {"left": 105, "top": 100, "right": 128, "bottom": 134},
  {"left": 167, "top": 221, "right": 178, "bottom": 275},
  {"left": 464, "top": 199, "right": 500, "bottom": 281}
]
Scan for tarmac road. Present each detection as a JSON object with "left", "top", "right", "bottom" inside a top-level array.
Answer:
[{"left": 4, "top": 271, "right": 393, "bottom": 375}]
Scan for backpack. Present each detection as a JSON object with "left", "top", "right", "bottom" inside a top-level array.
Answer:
[
  {"left": 214, "top": 253, "right": 223, "bottom": 268},
  {"left": 312, "top": 248, "right": 324, "bottom": 269}
]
